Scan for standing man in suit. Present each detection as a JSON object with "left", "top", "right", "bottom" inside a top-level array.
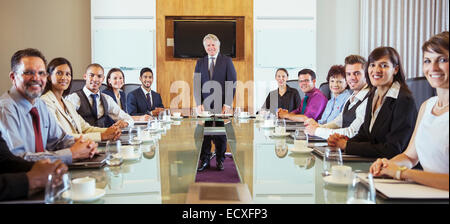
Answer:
[
  {"left": 127, "top": 67, "right": 164, "bottom": 116},
  {"left": 194, "top": 34, "right": 237, "bottom": 171}
]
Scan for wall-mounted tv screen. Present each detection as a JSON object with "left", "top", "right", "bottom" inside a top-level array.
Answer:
[{"left": 174, "top": 20, "right": 236, "bottom": 58}]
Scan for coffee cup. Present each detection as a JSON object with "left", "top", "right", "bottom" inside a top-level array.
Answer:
[
  {"left": 173, "top": 112, "right": 181, "bottom": 117},
  {"left": 294, "top": 139, "right": 308, "bottom": 150},
  {"left": 274, "top": 126, "right": 286, "bottom": 135},
  {"left": 200, "top": 111, "right": 210, "bottom": 116},
  {"left": 264, "top": 120, "right": 273, "bottom": 127},
  {"left": 72, "top": 177, "right": 96, "bottom": 198},
  {"left": 331, "top": 165, "right": 352, "bottom": 182}
]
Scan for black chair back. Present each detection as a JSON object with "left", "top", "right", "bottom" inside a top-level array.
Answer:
[
  {"left": 319, "top": 82, "right": 331, "bottom": 100},
  {"left": 286, "top": 79, "right": 304, "bottom": 99},
  {"left": 406, "top": 76, "right": 436, "bottom": 111},
  {"left": 123, "top": 84, "right": 141, "bottom": 97},
  {"left": 68, "top": 79, "right": 86, "bottom": 95}
]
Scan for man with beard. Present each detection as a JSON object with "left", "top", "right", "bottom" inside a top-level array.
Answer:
[
  {"left": 127, "top": 67, "right": 164, "bottom": 116},
  {"left": 66, "top": 63, "right": 134, "bottom": 128},
  {"left": 0, "top": 48, "right": 97, "bottom": 164}
]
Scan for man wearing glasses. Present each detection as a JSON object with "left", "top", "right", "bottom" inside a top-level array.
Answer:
[
  {"left": 0, "top": 48, "right": 97, "bottom": 164},
  {"left": 278, "top": 69, "right": 327, "bottom": 122}
]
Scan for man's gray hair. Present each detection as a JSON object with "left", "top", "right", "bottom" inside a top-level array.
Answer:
[{"left": 203, "top": 34, "right": 221, "bottom": 47}]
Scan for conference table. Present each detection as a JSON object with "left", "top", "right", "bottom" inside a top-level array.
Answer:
[{"left": 67, "top": 117, "right": 444, "bottom": 204}]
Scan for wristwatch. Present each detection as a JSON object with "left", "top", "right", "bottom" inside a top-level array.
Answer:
[{"left": 395, "top": 166, "right": 408, "bottom": 180}]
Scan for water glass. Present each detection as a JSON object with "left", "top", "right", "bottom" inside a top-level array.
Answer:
[
  {"left": 234, "top": 107, "right": 241, "bottom": 117},
  {"left": 128, "top": 126, "right": 142, "bottom": 145},
  {"left": 106, "top": 140, "right": 123, "bottom": 166},
  {"left": 191, "top": 107, "right": 198, "bottom": 118},
  {"left": 322, "top": 148, "right": 343, "bottom": 176},
  {"left": 45, "top": 173, "right": 72, "bottom": 204},
  {"left": 346, "top": 173, "right": 376, "bottom": 204}
]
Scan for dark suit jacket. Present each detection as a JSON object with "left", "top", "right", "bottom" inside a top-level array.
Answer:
[
  {"left": 194, "top": 53, "right": 237, "bottom": 113},
  {"left": 346, "top": 87, "right": 417, "bottom": 158},
  {"left": 102, "top": 89, "right": 127, "bottom": 127},
  {"left": 0, "top": 132, "right": 33, "bottom": 201},
  {"left": 127, "top": 87, "right": 164, "bottom": 116}
]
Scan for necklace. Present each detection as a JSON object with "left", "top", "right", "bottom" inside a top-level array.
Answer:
[{"left": 435, "top": 101, "right": 449, "bottom": 110}]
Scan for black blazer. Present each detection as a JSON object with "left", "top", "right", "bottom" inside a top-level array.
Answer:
[
  {"left": 194, "top": 53, "right": 237, "bottom": 113},
  {"left": 0, "top": 132, "right": 33, "bottom": 201},
  {"left": 346, "top": 87, "right": 417, "bottom": 158},
  {"left": 102, "top": 89, "right": 127, "bottom": 127},
  {"left": 262, "top": 85, "right": 301, "bottom": 114},
  {"left": 127, "top": 87, "right": 164, "bottom": 116}
]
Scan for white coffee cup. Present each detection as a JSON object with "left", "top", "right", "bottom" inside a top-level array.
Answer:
[
  {"left": 294, "top": 139, "right": 308, "bottom": 150},
  {"left": 173, "top": 112, "right": 181, "bottom": 117},
  {"left": 239, "top": 111, "right": 248, "bottom": 117},
  {"left": 274, "top": 126, "right": 286, "bottom": 135},
  {"left": 121, "top": 146, "right": 135, "bottom": 158},
  {"left": 201, "top": 111, "right": 210, "bottom": 116},
  {"left": 331, "top": 165, "right": 352, "bottom": 182},
  {"left": 72, "top": 177, "right": 96, "bottom": 198},
  {"left": 264, "top": 120, "right": 273, "bottom": 127}
]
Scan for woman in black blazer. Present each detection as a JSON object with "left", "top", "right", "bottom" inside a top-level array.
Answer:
[{"left": 328, "top": 47, "right": 417, "bottom": 159}]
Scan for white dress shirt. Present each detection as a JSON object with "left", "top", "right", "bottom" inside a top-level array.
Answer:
[
  {"left": 66, "top": 86, "right": 134, "bottom": 126},
  {"left": 315, "top": 86, "right": 370, "bottom": 139}
]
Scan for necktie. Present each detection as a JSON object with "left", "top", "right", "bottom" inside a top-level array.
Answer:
[
  {"left": 146, "top": 92, "right": 152, "bottom": 109},
  {"left": 300, "top": 95, "right": 309, "bottom": 115},
  {"left": 91, "top": 94, "right": 98, "bottom": 119},
  {"left": 209, "top": 57, "right": 215, "bottom": 80},
  {"left": 30, "top": 107, "right": 44, "bottom": 153}
]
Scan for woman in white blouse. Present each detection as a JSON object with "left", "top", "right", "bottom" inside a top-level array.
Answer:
[
  {"left": 370, "top": 31, "right": 449, "bottom": 191},
  {"left": 41, "top": 57, "right": 121, "bottom": 142}
]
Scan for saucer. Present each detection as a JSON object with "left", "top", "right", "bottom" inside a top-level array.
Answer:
[
  {"left": 63, "top": 188, "right": 106, "bottom": 202},
  {"left": 215, "top": 113, "right": 232, "bottom": 117},
  {"left": 289, "top": 146, "right": 313, "bottom": 153},
  {"left": 323, "top": 175, "right": 358, "bottom": 186},
  {"left": 198, "top": 114, "right": 212, "bottom": 118},
  {"left": 271, "top": 132, "right": 290, "bottom": 137},
  {"left": 238, "top": 115, "right": 251, "bottom": 119},
  {"left": 137, "top": 136, "right": 155, "bottom": 143},
  {"left": 120, "top": 152, "right": 141, "bottom": 161},
  {"left": 171, "top": 116, "right": 183, "bottom": 120}
]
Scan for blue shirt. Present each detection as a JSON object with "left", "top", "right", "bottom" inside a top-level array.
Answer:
[
  {"left": 0, "top": 87, "right": 75, "bottom": 164},
  {"left": 318, "top": 89, "right": 351, "bottom": 124}
]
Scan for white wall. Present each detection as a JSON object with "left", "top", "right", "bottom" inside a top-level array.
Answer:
[
  {"left": 91, "top": 0, "right": 157, "bottom": 90},
  {"left": 316, "top": 0, "right": 361, "bottom": 85}
]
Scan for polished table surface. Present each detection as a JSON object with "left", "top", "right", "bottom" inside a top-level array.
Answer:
[{"left": 69, "top": 118, "right": 444, "bottom": 204}]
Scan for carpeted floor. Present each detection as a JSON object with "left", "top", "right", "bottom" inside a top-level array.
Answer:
[{"left": 195, "top": 156, "right": 240, "bottom": 183}]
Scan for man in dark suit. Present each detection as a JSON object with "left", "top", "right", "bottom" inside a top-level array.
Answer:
[
  {"left": 127, "top": 67, "right": 164, "bottom": 116},
  {"left": 194, "top": 34, "right": 237, "bottom": 172},
  {"left": 0, "top": 124, "right": 68, "bottom": 201}
]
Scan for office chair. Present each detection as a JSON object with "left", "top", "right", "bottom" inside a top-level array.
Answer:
[{"left": 406, "top": 76, "right": 436, "bottom": 111}]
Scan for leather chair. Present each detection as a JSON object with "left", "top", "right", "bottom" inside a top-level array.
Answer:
[
  {"left": 406, "top": 76, "right": 436, "bottom": 111},
  {"left": 68, "top": 79, "right": 86, "bottom": 95},
  {"left": 319, "top": 82, "right": 331, "bottom": 100},
  {"left": 123, "top": 83, "right": 141, "bottom": 97},
  {"left": 286, "top": 79, "right": 304, "bottom": 99}
]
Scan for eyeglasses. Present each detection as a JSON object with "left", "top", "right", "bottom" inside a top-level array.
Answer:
[
  {"left": 298, "top": 79, "right": 312, "bottom": 83},
  {"left": 21, "top": 70, "right": 48, "bottom": 77}
]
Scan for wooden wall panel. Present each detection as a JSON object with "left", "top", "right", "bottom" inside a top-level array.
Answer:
[{"left": 156, "top": 0, "right": 253, "bottom": 112}]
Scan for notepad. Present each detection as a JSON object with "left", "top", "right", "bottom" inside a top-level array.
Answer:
[{"left": 358, "top": 173, "right": 449, "bottom": 200}]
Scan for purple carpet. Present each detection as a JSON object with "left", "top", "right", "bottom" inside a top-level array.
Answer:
[{"left": 195, "top": 156, "right": 241, "bottom": 183}]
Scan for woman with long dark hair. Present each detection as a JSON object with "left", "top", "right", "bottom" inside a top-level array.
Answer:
[
  {"left": 327, "top": 47, "right": 418, "bottom": 158},
  {"left": 41, "top": 58, "right": 121, "bottom": 142}
]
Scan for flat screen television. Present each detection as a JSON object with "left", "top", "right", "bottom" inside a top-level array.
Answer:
[{"left": 174, "top": 20, "right": 236, "bottom": 58}]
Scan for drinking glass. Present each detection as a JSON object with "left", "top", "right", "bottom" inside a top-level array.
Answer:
[
  {"left": 45, "top": 173, "right": 72, "bottom": 204},
  {"left": 234, "top": 107, "right": 241, "bottom": 117},
  {"left": 346, "top": 173, "right": 376, "bottom": 204},
  {"left": 191, "top": 107, "right": 198, "bottom": 118},
  {"left": 128, "top": 126, "right": 142, "bottom": 145},
  {"left": 322, "top": 148, "right": 343, "bottom": 176},
  {"left": 106, "top": 140, "right": 123, "bottom": 166}
]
